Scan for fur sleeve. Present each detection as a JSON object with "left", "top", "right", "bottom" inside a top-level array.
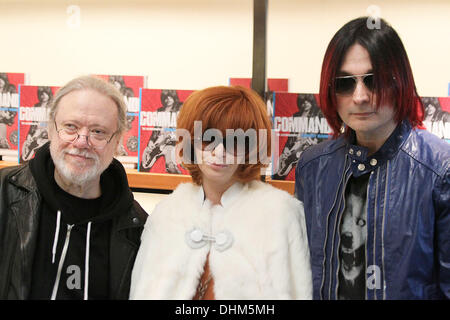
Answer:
[
  {"left": 129, "top": 203, "right": 159, "bottom": 299},
  {"left": 248, "top": 181, "right": 313, "bottom": 299},
  {"left": 129, "top": 183, "right": 207, "bottom": 299},
  {"left": 286, "top": 198, "right": 313, "bottom": 299}
]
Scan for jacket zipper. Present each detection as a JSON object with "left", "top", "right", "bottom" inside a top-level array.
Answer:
[
  {"left": 363, "top": 171, "right": 373, "bottom": 300},
  {"left": 319, "top": 155, "right": 350, "bottom": 299},
  {"left": 381, "top": 160, "right": 390, "bottom": 300},
  {"left": 372, "top": 168, "right": 380, "bottom": 300},
  {"left": 333, "top": 167, "right": 352, "bottom": 300},
  {"left": 50, "top": 224, "right": 74, "bottom": 300}
]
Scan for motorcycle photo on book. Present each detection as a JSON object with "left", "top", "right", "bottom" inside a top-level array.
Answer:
[
  {"left": 95, "top": 74, "right": 147, "bottom": 169},
  {"left": 272, "top": 93, "right": 332, "bottom": 181},
  {"left": 138, "top": 88, "right": 193, "bottom": 174},
  {"left": 0, "top": 72, "right": 26, "bottom": 161},
  {"left": 19, "top": 85, "right": 59, "bottom": 163},
  {"left": 421, "top": 96, "right": 450, "bottom": 143}
]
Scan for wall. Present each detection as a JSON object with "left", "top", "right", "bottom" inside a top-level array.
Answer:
[
  {"left": 268, "top": 0, "right": 450, "bottom": 96},
  {"left": 0, "top": 0, "right": 448, "bottom": 95},
  {"left": 133, "top": 191, "right": 167, "bottom": 215},
  {"left": 0, "top": 0, "right": 253, "bottom": 89}
]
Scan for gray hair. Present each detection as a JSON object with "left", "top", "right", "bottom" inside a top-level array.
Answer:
[{"left": 49, "top": 75, "right": 128, "bottom": 134}]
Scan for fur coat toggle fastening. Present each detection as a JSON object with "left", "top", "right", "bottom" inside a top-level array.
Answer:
[{"left": 185, "top": 227, "right": 234, "bottom": 252}]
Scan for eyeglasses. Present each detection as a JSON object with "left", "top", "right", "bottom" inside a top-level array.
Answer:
[
  {"left": 334, "top": 73, "right": 374, "bottom": 96},
  {"left": 195, "top": 134, "right": 253, "bottom": 157},
  {"left": 54, "top": 121, "right": 116, "bottom": 150}
]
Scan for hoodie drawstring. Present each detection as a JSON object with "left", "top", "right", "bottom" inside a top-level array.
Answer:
[
  {"left": 84, "top": 221, "right": 92, "bottom": 300},
  {"left": 51, "top": 223, "right": 74, "bottom": 300},
  {"left": 50, "top": 210, "right": 93, "bottom": 300},
  {"left": 52, "top": 210, "right": 61, "bottom": 264}
]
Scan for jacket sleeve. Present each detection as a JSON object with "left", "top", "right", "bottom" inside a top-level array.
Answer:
[
  {"left": 294, "top": 158, "right": 313, "bottom": 246},
  {"left": 129, "top": 208, "right": 154, "bottom": 299},
  {"left": 287, "top": 198, "right": 313, "bottom": 299},
  {"left": 294, "top": 157, "right": 304, "bottom": 202},
  {"left": 435, "top": 166, "right": 450, "bottom": 299}
]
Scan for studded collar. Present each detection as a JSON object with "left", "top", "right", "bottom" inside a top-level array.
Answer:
[{"left": 345, "top": 120, "right": 412, "bottom": 177}]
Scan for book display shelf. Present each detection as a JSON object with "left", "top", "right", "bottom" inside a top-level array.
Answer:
[{"left": 0, "top": 161, "right": 295, "bottom": 194}]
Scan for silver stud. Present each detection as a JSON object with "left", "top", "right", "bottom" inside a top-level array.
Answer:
[
  {"left": 370, "top": 158, "right": 377, "bottom": 166},
  {"left": 356, "top": 150, "right": 362, "bottom": 157},
  {"left": 358, "top": 164, "right": 365, "bottom": 171},
  {"left": 349, "top": 148, "right": 354, "bottom": 155}
]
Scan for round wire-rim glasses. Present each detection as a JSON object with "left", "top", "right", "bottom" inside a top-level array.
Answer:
[{"left": 54, "top": 120, "right": 117, "bottom": 150}]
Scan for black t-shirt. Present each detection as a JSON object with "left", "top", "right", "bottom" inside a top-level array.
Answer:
[{"left": 338, "top": 173, "right": 370, "bottom": 300}]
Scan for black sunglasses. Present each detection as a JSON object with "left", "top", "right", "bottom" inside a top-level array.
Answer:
[
  {"left": 334, "top": 73, "right": 374, "bottom": 95},
  {"left": 196, "top": 134, "right": 252, "bottom": 156}
]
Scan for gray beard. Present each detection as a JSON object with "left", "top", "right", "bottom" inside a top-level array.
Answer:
[{"left": 51, "top": 149, "right": 103, "bottom": 186}]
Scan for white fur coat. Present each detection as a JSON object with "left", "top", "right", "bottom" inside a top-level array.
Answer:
[{"left": 130, "top": 181, "right": 312, "bottom": 300}]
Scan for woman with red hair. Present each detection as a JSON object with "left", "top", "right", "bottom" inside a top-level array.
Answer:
[{"left": 131, "top": 85, "right": 312, "bottom": 299}]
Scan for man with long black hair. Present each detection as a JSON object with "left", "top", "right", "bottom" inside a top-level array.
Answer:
[{"left": 295, "top": 17, "right": 449, "bottom": 300}]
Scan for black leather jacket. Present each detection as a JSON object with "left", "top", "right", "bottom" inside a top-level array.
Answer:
[{"left": 0, "top": 164, "right": 148, "bottom": 299}]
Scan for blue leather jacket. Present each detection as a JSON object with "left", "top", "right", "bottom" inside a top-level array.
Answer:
[{"left": 295, "top": 120, "right": 450, "bottom": 300}]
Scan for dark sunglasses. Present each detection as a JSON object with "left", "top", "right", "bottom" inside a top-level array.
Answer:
[
  {"left": 196, "top": 134, "right": 252, "bottom": 157},
  {"left": 334, "top": 73, "right": 374, "bottom": 95}
]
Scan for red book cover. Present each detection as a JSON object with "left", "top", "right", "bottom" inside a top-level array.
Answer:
[
  {"left": 421, "top": 96, "right": 450, "bottom": 143},
  {"left": 138, "top": 89, "right": 193, "bottom": 174},
  {"left": 267, "top": 79, "right": 289, "bottom": 92},
  {"left": 228, "top": 78, "right": 289, "bottom": 92},
  {"left": 0, "top": 73, "right": 26, "bottom": 158},
  {"left": 95, "top": 75, "right": 147, "bottom": 165},
  {"left": 272, "top": 92, "right": 332, "bottom": 181},
  {"left": 19, "top": 85, "right": 59, "bottom": 163}
]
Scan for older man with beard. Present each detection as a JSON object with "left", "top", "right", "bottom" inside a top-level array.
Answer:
[{"left": 0, "top": 76, "right": 148, "bottom": 299}]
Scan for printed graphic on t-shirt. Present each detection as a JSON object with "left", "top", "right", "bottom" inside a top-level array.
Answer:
[{"left": 338, "top": 174, "right": 369, "bottom": 300}]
